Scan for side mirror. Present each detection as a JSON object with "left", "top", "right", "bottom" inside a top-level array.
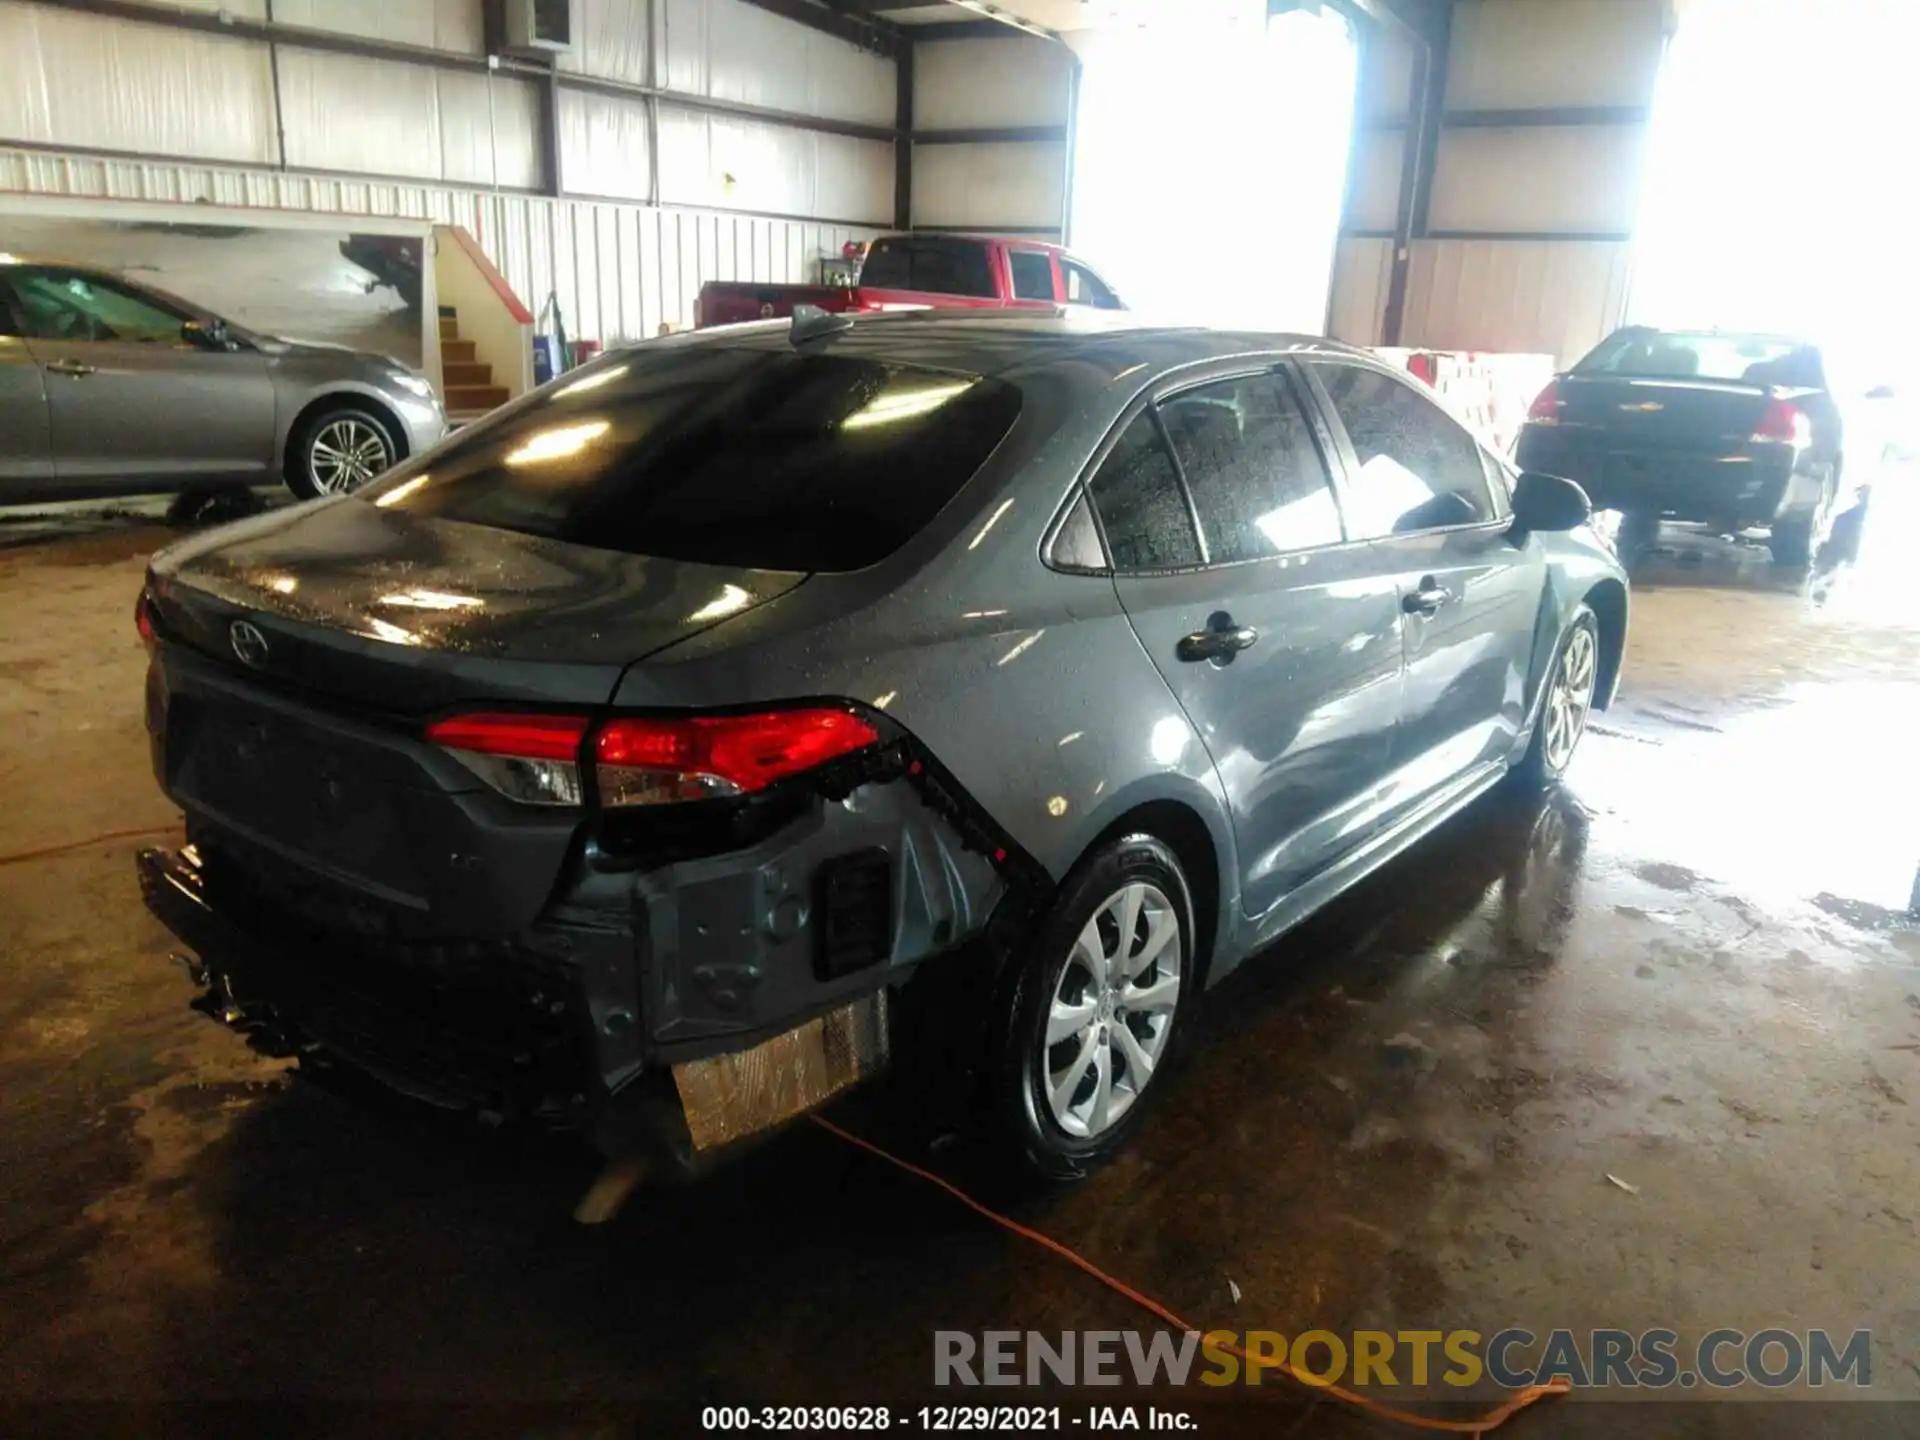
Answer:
[
  {"left": 1511, "top": 471, "right": 1592, "bottom": 534},
  {"left": 182, "top": 318, "right": 235, "bottom": 351},
  {"left": 1866, "top": 384, "right": 1897, "bottom": 401}
]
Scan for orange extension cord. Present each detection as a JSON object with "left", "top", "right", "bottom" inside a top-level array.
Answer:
[{"left": 810, "top": 1115, "right": 1568, "bottom": 1435}]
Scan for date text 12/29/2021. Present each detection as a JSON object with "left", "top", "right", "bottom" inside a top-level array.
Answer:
[{"left": 701, "top": 1406, "right": 1196, "bottom": 1432}]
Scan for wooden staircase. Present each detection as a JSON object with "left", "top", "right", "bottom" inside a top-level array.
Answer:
[{"left": 439, "top": 306, "right": 509, "bottom": 423}]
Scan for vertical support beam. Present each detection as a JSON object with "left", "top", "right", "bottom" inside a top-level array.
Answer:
[
  {"left": 894, "top": 41, "right": 915, "bottom": 231},
  {"left": 1059, "top": 55, "right": 1082, "bottom": 246},
  {"left": 646, "top": 0, "right": 662, "bottom": 206},
  {"left": 539, "top": 62, "right": 564, "bottom": 197},
  {"left": 1380, "top": 2, "right": 1448, "bottom": 345},
  {"left": 264, "top": 0, "right": 289, "bottom": 170}
]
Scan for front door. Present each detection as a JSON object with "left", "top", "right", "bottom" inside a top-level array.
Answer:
[
  {"left": 1089, "top": 367, "right": 1406, "bottom": 923},
  {"left": 1303, "top": 360, "right": 1546, "bottom": 808},
  {"left": 10, "top": 266, "right": 276, "bottom": 490},
  {"left": 0, "top": 284, "right": 52, "bottom": 491}
]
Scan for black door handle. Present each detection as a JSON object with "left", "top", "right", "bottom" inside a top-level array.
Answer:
[
  {"left": 1178, "top": 623, "right": 1259, "bottom": 663},
  {"left": 1402, "top": 579, "right": 1454, "bottom": 616}
]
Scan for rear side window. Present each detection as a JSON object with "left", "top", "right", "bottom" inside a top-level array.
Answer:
[
  {"left": 1063, "top": 260, "right": 1122, "bottom": 311},
  {"left": 860, "top": 239, "right": 996, "bottom": 299},
  {"left": 1008, "top": 250, "right": 1056, "bottom": 302},
  {"left": 364, "top": 347, "right": 1022, "bottom": 573},
  {"left": 1159, "top": 373, "right": 1342, "bottom": 562},
  {"left": 1315, "top": 364, "right": 1496, "bottom": 539},
  {"left": 1088, "top": 413, "right": 1201, "bottom": 571}
]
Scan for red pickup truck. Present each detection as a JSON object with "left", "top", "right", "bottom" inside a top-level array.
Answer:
[{"left": 694, "top": 233, "right": 1124, "bottom": 328}]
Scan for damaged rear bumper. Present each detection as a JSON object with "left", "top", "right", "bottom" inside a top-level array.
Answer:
[{"left": 137, "top": 761, "right": 1032, "bottom": 1160}]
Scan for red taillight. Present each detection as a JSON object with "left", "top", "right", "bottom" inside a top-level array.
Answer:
[
  {"left": 1752, "top": 396, "right": 1811, "bottom": 448},
  {"left": 1526, "top": 380, "right": 1563, "bottom": 426},
  {"left": 135, "top": 592, "right": 156, "bottom": 644},
  {"left": 596, "top": 709, "right": 881, "bottom": 806},
  {"left": 424, "top": 707, "right": 881, "bottom": 808},
  {"left": 426, "top": 712, "right": 589, "bottom": 761}
]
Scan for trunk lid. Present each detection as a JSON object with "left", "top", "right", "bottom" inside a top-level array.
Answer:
[
  {"left": 1556, "top": 374, "right": 1775, "bottom": 454},
  {"left": 147, "top": 502, "right": 805, "bottom": 935},
  {"left": 149, "top": 499, "right": 807, "bottom": 714}
]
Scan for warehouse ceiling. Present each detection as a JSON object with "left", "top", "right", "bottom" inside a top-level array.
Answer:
[{"left": 826, "top": 0, "right": 1439, "bottom": 42}]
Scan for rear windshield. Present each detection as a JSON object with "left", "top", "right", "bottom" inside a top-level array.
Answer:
[
  {"left": 860, "top": 238, "right": 996, "bottom": 298},
  {"left": 1575, "top": 330, "right": 1823, "bottom": 386},
  {"left": 361, "top": 347, "right": 1021, "bottom": 573}
]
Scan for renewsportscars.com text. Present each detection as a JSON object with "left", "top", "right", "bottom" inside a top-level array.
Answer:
[{"left": 934, "top": 1328, "right": 1873, "bottom": 1391}]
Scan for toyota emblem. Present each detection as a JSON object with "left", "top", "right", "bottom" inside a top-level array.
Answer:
[{"left": 229, "top": 620, "right": 270, "bottom": 668}]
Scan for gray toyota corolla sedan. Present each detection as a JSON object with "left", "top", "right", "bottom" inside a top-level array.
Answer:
[
  {"left": 1, "top": 258, "right": 445, "bottom": 503},
  {"left": 136, "top": 310, "right": 1626, "bottom": 1180}
]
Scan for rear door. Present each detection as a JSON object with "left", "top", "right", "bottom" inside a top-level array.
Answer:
[
  {"left": 0, "top": 281, "right": 52, "bottom": 491},
  {"left": 1090, "top": 364, "right": 1405, "bottom": 921},
  {"left": 1006, "top": 247, "right": 1062, "bottom": 309},
  {"left": 1303, "top": 359, "right": 1545, "bottom": 808},
  {"left": 11, "top": 266, "right": 276, "bottom": 488}
]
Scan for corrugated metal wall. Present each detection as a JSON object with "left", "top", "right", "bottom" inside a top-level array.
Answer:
[
  {"left": 911, "top": 35, "right": 1072, "bottom": 239},
  {"left": 0, "top": 0, "right": 897, "bottom": 220},
  {"left": 0, "top": 148, "right": 876, "bottom": 344},
  {"left": 1331, "top": 0, "right": 1667, "bottom": 364}
]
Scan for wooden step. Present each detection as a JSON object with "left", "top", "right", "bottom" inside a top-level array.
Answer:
[
  {"left": 443, "top": 360, "right": 492, "bottom": 386},
  {"left": 446, "top": 383, "right": 509, "bottom": 411},
  {"left": 442, "top": 339, "right": 476, "bottom": 364},
  {"left": 439, "top": 316, "right": 459, "bottom": 340}
]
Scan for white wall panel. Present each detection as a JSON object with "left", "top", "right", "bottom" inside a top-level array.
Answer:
[
  {"left": 914, "top": 37, "right": 1072, "bottom": 130},
  {"left": 1448, "top": 0, "right": 1666, "bottom": 110},
  {"left": 0, "top": 1, "right": 276, "bottom": 164},
  {"left": 912, "top": 142, "right": 1064, "bottom": 231},
  {"left": 656, "top": 106, "right": 890, "bottom": 221},
  {"left": 279, "top": 51, "right": 539, "bottom": 187},
  {"left": 560, "top": 89, "right": 654, "bottom": 201},
  {"left": 563, "top": 0, "right": 652, "bottom": 87},
  {"left": 1328, "top": 236, "right": 1393, "bottom": 346},
  {"left": 662, "top": 0, "right": 894, "bottom": 126},
  {"left": 3, "top": 144, "right": 878, "bottom": 343},
  {"left": 272, "top": 0, "right": 484, "bottom": 54},
  {"left": 1344, "top": 129, "right": 1402, "bottom": 234},
  {"left": 1402, "top": 239, "right": 1632, "bottom": 365},
  {"left": 1428, "top": 125, "right": 1644, "bottom": 235}
]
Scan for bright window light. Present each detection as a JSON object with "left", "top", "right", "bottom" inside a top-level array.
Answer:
[{"left": 1068, "top": 6, "right": 1357, "bottom": 333}]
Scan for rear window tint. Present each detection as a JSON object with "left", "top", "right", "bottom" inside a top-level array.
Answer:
[{"left": 363, "top": 347, "right": 1022, "bottom": 573}]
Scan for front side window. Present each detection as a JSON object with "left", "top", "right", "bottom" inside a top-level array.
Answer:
[
  {"left": 1008, "top": 250, "right": 1056, "bottom": 302},
  {"left": 1158, "top": 373, "right": 1342, "bottom": 563},
  {"left": 1063, "top": 260, "right": 1122, "bottom": 311},
  {"left": 364, "top": 347, "right": 1023, "bottom": 573},
  {"left": 1087, "top": 412, "right": 1201, "bottom": 571},
  {"left": 1316, "top": 364, "right": 1497, "bottom": 539},
  {"left": 859, "top": 238, "right": 996, "bottom": 299},
  {"left": 10, "top": 268, "right": 187, "bottom": 344}
]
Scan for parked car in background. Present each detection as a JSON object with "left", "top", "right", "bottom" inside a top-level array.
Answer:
[
  {"left": 137, "top": 312, "right": 1624, "bottom": 1182},
  {"left": 0, "top": 257, "right": 445, "bottom": 504},
  {"left": 695, "top": 233, "right": 1123, "bottom": 328},
  {"left": 1515, "top": 326, "right": 1878, "bottom": 565}
]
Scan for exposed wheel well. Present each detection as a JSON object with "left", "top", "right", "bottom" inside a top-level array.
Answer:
[
  {"left": 1086, "top": 800, "right": 1222, "bottom": 986},
  {"left": 1584, "top": 578, "right": 1627, "bottom": 710},
  {"left": 284, "top": 392, "right": 410, "bottom": 478}
]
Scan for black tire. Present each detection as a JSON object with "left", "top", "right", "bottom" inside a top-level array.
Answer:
[
  {"left": 1616, "top": 511, "right": 1659, "bottom": 572},
  {"left": 285, "top": 403, "right": 401, "bottom": 501},
  {"left": 1513, "top": 605, "right": 1600, "bottom": 792},
  {"left": 1769, "top": 514, "right": 1815, "bottom": 567},
  {"left": 989, "top": 834, "right": 1197, "bottom": 1183}
]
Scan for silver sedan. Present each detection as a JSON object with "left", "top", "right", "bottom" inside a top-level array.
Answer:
[{"left": 0, "top": 258, "right": 445, "bottom": 503}]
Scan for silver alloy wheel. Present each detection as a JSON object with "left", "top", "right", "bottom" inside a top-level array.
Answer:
[
  {"left": 1042, "top": 880, "right": 1183, "bottom": 1139},
  {"left": 309, "top": 417, "right": 393, "bottom": 495},
  {"left": 1542, "top": 624, "right": 1597, "bottom": 772}
]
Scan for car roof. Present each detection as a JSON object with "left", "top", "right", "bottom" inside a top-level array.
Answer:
[{"left": 691, "top": 308, "right": 1372, "bottom": 384}]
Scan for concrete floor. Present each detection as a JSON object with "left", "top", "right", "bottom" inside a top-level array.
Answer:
[{"left": 3, "top": 494, "right": 1920, "bottom": 1436}]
